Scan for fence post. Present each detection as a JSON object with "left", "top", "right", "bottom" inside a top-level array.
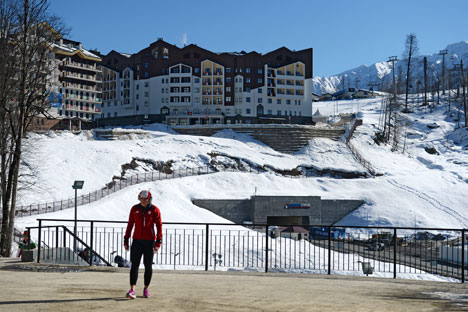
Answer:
[
  {"left": 56, "top": 226, "right": 59, "bottom": 249},
  {"left": 30, "top": 204, "right": 32, "bottom": 216},
  {"left": 265, "top": 225, "right": 269, "bottom": 273},
  {"left": 328, "top": 226, "right": 331, "bottom": 275},
  {"left": 37, "top": 220, "right": 42, "bottom": 263},
  {"left": 394, "top": 228, "right": 397, "bottom": 279},
  {"left": 205, "top": 224, "right": 209, "bottom": 271},
  {"left": 462, "top": 229, "right": 465, "bottom": 284},
  {"left": 90, "top": 221, "right": 94, "bottom": 267}
]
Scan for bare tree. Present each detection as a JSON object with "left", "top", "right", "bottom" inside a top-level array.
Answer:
[
  {"left": 402, "top": 33, "right": 419, "bottom": 112},
  {"left": 0, "top": 0, "right": 67, "bottom": 256}
]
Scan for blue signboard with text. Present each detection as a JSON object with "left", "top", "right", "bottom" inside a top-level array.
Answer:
[{"left": 49, "top": 92, "right": 63, "bottom": 108}]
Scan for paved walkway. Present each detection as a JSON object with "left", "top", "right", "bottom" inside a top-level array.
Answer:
[{"left": 0, "top": 258, "right": 466, "bottom": 311}]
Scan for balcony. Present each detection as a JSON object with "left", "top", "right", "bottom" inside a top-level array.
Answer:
[
  {"left": 203, "top": 71, "right": 211, "bottom": 76},
  {"left": 62, "top": 61, "right": 101, "bottom": 73}
]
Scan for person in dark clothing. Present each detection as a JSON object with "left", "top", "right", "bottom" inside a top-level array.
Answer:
[{"left": 124, "top": 190, "right": 163, "bottom": 299}]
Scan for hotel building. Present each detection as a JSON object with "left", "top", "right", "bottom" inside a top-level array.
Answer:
[{"left": 98, "top": 39, "right": 313, "bottom": 126}]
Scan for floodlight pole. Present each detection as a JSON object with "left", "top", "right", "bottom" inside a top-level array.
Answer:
[
  {"left": 72, "top": 180, "right": 84, "bottom": 252},
  {"left": 439, "top": 50, "right": 448, "bottom": 95},
  {"left": 74, "top": 187, "right": 78, "bottom": 251}
]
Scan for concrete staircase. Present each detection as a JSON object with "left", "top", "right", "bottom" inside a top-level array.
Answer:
[{"left": 174, "top": 125, "right": 346, "bottom": 153}]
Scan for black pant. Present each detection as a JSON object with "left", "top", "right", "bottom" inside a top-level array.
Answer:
[{"left": 130, "top": 239, "right": 154, "bottom": 286}]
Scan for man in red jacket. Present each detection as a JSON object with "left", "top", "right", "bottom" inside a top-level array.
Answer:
[{"left": 124, "top": 190, "right": 162, "bottom": 299}]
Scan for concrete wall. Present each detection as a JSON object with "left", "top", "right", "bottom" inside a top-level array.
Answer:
[
  {"left": 192, "top": 199, "right": 251, "bottom": 224},
  {"left": 193, "top": 196, "right": 364, "bottom": 225}
]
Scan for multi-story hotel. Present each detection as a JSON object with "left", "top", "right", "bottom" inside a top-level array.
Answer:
[
  {"left": 98, "top": 39, "right": 313, "bottom": 126},
  {"left": 34, "top": 38, "right": 102, "bottom": 131}
]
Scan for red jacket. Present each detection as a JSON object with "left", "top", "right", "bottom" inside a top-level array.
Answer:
[{"left": 124, "top": 203, "right": 163, "bottom": 246}]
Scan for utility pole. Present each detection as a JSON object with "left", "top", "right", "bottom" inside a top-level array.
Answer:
[
  {"left": 461, "top": 59, "right": 467, "bottom": 127},
  {"left": 355, "top": 77, "right": 360, "bottom": 89},
  {"left": 453, "top": 64, "right": 461, "bottom": 128},
  {"left": 439, "top": 50, "right": 448, "bottom": 96},
  {"left": 388, "top": 56, "right": 399, "bottom": 101},
  {"left": 424, "top": 57, "right": 428, "bottom": 107},
  {"left": 368, "top": 82, "right": 378, "bottom": 96}
]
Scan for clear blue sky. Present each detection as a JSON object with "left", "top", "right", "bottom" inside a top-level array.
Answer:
[{"left": 49, "top": 0, "right": 468, "bottom": 77}]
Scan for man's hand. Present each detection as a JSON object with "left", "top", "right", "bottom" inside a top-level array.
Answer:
[
  {"left": 153, "top": 245, "right": 160, "bottom": 253},
  {"left": 124, "top": 240, "right": 129, "bottom": 251}
]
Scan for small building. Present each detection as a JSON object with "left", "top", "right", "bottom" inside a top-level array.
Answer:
[
  {"left": 319, "top": 93, "right": 333, "bottom": 101},
  {"left": 352, "top": 89, "right": 373, "bottom": 99},
  {"left": 278, "top": 226, "right": 310, "bottom": 240},
  {"left": 332, "top": 88, "right": 356, "bottom": 100}
]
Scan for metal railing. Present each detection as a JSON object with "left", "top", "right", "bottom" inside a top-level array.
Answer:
[{"left": 30, "top": 219, "right": 467, "bottom": 283}]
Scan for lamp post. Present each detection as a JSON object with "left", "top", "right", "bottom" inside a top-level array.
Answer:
[{"left": 72, "top": 180, "right": 84, "bottom": 251}]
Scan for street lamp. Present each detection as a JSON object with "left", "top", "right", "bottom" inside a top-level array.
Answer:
[{"left": 72, "top": 180, "right": 84, "bottom": 251}]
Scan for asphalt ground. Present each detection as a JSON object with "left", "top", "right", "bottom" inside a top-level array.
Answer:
[{"left": 0, "top": 257, "right": 467, "bottom": 311}]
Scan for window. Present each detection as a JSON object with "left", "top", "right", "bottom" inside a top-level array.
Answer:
[
  {"left": 226, "top": 108, "right": 231, "bottom": 114},
  {"left": 226, "top": 97, "right": 231, "bottom": 102},
  {"left": 136, "top": 84, "right": 139, "bottom": 90},
  {"left": 144, "top": 82, "right": 149, "bottom": 87},
  {"left": 114, "top": 112, "right": 118, "bottom": 117},
  {"left": 258, "top": 69, "right": 263, "bottom": 74},
  {"left": 181, "top": 77, "right": 190, "bottom": 83},
  {"left": 267, "top": 109, "right": 272, "bottom": 115},
  {"left": 136, "top": 105, "right": 139, "bottom": 111},
  {"left": 277, "top": 110, "right": 281, "bottom": 116},
  {"left": 245, "top": 88, "right": 250, "bottom": 92},
  {"left": 286, "top": 99, "right": 291, "bottom": 105},
  {"left": 246, "top": 68, "right": 250, "bottom": 73},
  {"left": 226, "top": 77, "right": 231, "bottom": 83},
  {"left": 144, "top": 92, "right": 149, "bottom": 97},
  {"left": 144, "top": 72, "right": 149, "bottom": 78},
  {"left": 267, "top": 98, "right": 272, "bottom": 104},
  {"left": 226, "top": 87, "right": 231, "bottom": 92},
  {"left": 277, "top": 99, "right": 281, "bottom": 104},
  {"left": 258, "top": 88, "right": 262, "bottom": 93},
  {"left": 144, "top": 63, "right": 149, "bottom": 68},
  {"left": 246, "top": 108, "right": 251, "bottom": 114},
  {"left": 258, "top": 98, "right": 262, "bottom": 103},
  {"left": 246, "top": 97, "right": 251, "bottom": 103},
  {"left": 136, "top": 94, "right": 139, "bottom": 100},
  {"left": 194, "top": 78, "right": 200, "bottom": 83},
  {"left": 195, "top": 68, "right": 200, "bottom": 73},
  {"left": 258, "top": 78, "right": 263, "bottom": 84},
  {"left": 246, "top": 78, "right": 251, "bottom": 84},
  {"left": 226, "top": 68, "right": 231, "bottom": 73},
  {"left": 195, "top": 88, "right": 200, "bottom": 93}
]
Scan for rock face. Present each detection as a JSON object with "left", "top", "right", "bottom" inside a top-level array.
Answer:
[{"left": 424, "top": 146, "right": 438, "bottom": 155}]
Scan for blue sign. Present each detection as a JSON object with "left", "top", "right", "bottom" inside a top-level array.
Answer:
[
  {"left": 284, "top": 203, "right": 311, "bottom": 209},
  {"left": 49, "top": 92, "right": 63, "bottom": 108}
]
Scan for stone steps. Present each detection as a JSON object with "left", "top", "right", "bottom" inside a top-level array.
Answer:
[{"left": 174, "top": 125, "right": 346, "bottom": 153}]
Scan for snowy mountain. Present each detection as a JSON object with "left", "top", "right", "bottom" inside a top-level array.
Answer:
[{"left": 313, "top": 41, "right": 468, "bottom": 95}]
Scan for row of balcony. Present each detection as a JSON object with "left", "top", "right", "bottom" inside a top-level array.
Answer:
[
  {"left": 203, "top": 80, "right": 223, "bottom": 86},
  {"left": 61, "top": 72, "right": 100, "bottom": 83},
  {"left": 202, "top": 99, "right": 223, "bottom": 105},
  {"left": 276, "top": 71, "right": 303, "bottom": 77},
  {"left": 62, "top": 61, "right": 101, "bottom": 73},
  {"left": 62, "top": 83, "right": 99, "bottom": 92},
  {"left": 202, "top": 70, "right": 223, "bottom": 76},
  {"left": 63, "top": 104, "right": 99, "bottom": 113},
  {"left": 64, "top": 94, "right": 101, "bottom": 103}
]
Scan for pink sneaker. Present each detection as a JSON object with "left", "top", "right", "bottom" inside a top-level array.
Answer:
[
  {"left": 126, "top": 289, "right": 136, "bottom": 299},
  {"left": 143, "top": 288, "right": 150, "bottom": 298}
]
